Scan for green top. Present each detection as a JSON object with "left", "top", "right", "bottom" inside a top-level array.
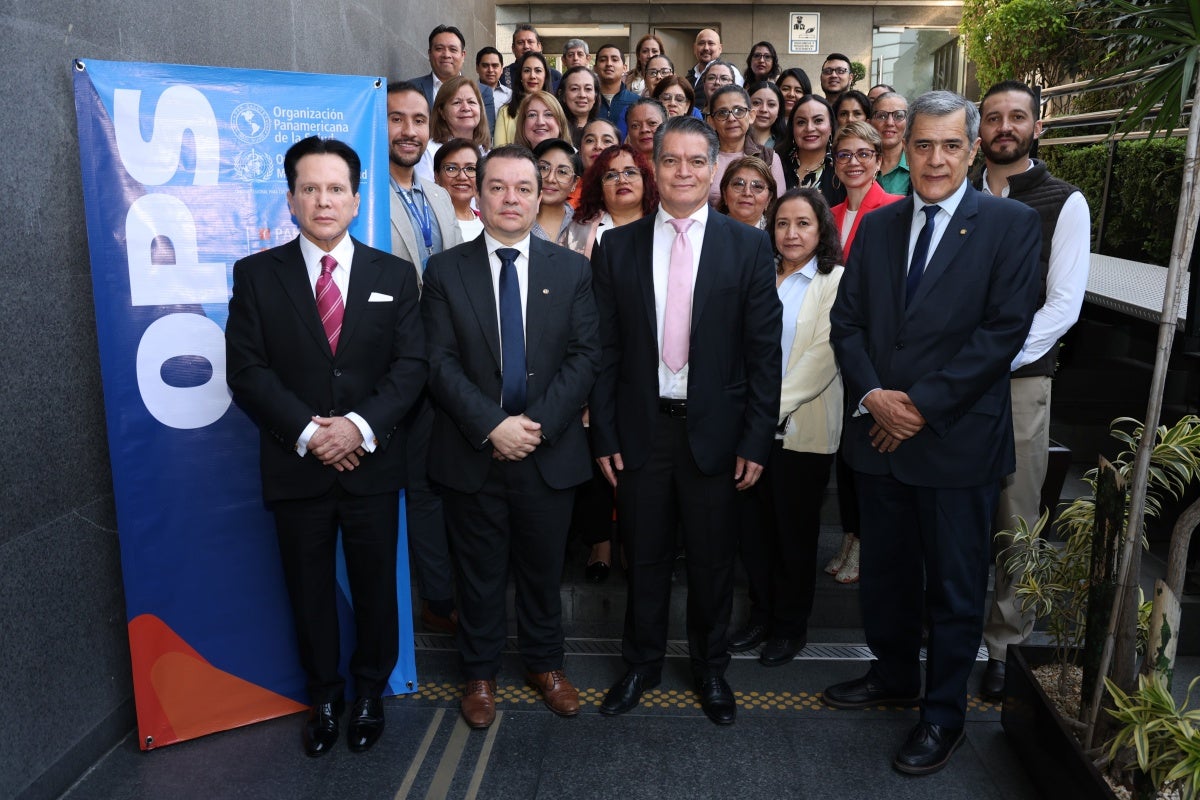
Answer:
[{"left": 879, "top": 150, "right": 911, "bottom": 196}]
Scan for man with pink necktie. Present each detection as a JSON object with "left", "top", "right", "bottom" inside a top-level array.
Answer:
[
  {"left": 226, "top": 136, "right": 426, "bottom": 757},
  {"left": 589, "top": 115, "right": 782, "bottom": 725}
]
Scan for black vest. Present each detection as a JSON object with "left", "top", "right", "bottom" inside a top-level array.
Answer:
[{"left": 975, "top": 159, "right": 1080, "bottom": 378}]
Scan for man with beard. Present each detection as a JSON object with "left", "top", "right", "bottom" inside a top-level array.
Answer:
[
  {"left": 386, "top": 81, "right": 463, "bottom": 639},
  {"left": 973, "top": 80, "right": 1089, "bottom": 702}
]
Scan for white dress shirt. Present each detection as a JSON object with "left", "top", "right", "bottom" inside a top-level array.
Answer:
[
  {"left": 294, "top": 234, "right": 376, "bottom": 455},
  {"left": 981, "top": 161, "right": 1090, "bottom": 370},
  {"left": 483, "top": 231, "right": 530, "bottom": 371},
  {"left": 652, "top": 203, "right": 708, "bottom": 398}
]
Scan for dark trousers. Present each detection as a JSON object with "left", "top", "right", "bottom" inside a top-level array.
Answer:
[
  {"left": 571, "top": 428, "right": 616, "bottom": 548},
  {"left": 272, "top": 486, "right": 400, "bottom": 704},
  {"left": 836, "top": 450, "right": 860, "bottom": 534},
  {"left": 441, "top": 457, "right": 575, "bottom": 680},
  {"left": 617, "top": 411, "right": 737, "bottom": 682},
  {"left": 404, "top": 394, "right": 454, "bottom": 604},
  {"left": 856, "top": 472, "right": 996, "bottom": 727},
  {"left": 739, "top": 443, "right": 834, "bottom": 637}
]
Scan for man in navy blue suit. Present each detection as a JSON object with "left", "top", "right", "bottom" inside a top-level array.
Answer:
[
  {"left": 824, "top": 91, "right": 1041, "bottom": 775},
  {"left": 409, "top": 25, "right": 496, "bottom": 136}
]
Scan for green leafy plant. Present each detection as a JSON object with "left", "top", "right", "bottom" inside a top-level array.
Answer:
[
  {"left": 849, "top": 61, "right": 866, "bottom": 87},
  {"left": 962, "top": 0, "right": 1078, "bottom": 89},
  {"left": 1106, "top": 671, "right": 1200, "bottom": 799}
]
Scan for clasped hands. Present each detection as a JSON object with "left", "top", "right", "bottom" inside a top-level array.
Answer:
[
  {"left": 309, "top": 415, "right": 366, "bottom": 472},
  {"left": 490, "top": 414, "right": 542, "bottom": 461},
  {"left": 863, "top": 389, "right": 926, "bottom": 453}
]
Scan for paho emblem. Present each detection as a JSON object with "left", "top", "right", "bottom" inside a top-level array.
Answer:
[{"left": 231, "top": 102, "right": 270, "bottom": 144}]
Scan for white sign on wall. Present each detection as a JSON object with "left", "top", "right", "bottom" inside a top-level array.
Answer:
[{"left": 788, "top": 13, "right": 820, "bottom": 54}]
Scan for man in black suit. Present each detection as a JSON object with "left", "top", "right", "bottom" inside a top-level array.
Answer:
[
  {"left": 590, "top": 115, "right": 782, "bottom": 725},
  {"left": 226, "top": 137, "right": 426, "bottom": 756},
  {"left": 421, "top": 145, "right": 600, "bottom": 730},
  {"left": 409, "top": 25, "right": 497, "bottom": 136},
  {"left": 824, "top": 91, "right": 1041, "bottom": 774}
]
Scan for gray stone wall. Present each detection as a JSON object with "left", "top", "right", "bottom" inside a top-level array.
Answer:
[{"left": 0, "top": 2, "right": 493, "bottom": 798}]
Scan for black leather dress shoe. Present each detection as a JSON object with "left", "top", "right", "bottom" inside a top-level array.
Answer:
[
  {"left": 893, "top": 721, "right": 964, "bottom": 775},
  {"left": 346, "top": 697, "right": 385, "bottom": 752},
  {"left": 822, "top": 668, "right": 920, "bottom": 709},
  {"left": 599, "top": 671, "right": 659, "bottom": 716},
  {"left": 302, "top": 700, "right": 344, "bottom": 757},
  {"left": 979, "top": 658, "right": 1006, "bottom": 702},
  {"left": 585, "top": 560, "right": 610, "bottom": 584},
  {"left": 696, "top": 676, "right": 736, "bottom": 725},
  {"left": 726, "top": 622, "right": 768, "bottom": 652},
  {"left": 759, "top": 637, "right": 806, "bottom": 667}
]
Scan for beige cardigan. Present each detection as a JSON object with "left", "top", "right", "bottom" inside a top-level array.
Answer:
[{"left": 779, "top": 265, "right": 844, "bottom": 455}]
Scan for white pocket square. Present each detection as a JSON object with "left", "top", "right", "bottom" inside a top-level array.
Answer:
[{"left": 368, "top": 292, "right": 393, "bottom": 302}]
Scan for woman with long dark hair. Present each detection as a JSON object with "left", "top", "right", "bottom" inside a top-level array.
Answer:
[
  {"left": 775, "top": 93, "right": 845, "bottom": 207},
  {"left": 745, "top": 41, "right": 782, "bottom": 83},
  {"left": 746, "top": 80, "right": 787, "bottom": 150},
  {"left": 777, "top": 67, "right": 813, "bottom": 121},
  {"left": 557, "top": 66, "right": 599, "bottom": 147},
  {"left": 727, "top": 187, "right": 846, "bottom": 665},
  {"left": 494, "top": 50, "right": 550, "bottom": 146}
]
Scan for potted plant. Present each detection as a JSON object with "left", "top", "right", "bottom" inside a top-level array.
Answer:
[{"left": 1105, "top": 671, "right": 1200, "bottom": 800}]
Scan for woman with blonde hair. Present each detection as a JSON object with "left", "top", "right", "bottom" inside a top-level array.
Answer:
[
  {"left": 416, "top": 77, "right": 491, "bottom": 183},
  {"left": 513, "top": 91, "right": 570, "bottom": 152},
  {"left": 494, "top": 51, "right": 550, "bottom": 146}
]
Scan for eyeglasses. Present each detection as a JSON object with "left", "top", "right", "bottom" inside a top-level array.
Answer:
[
  {"left": 729, "top": 178, "right": 768, "bottom": 195},
  {"left": 821, "top": 67, "right": 849, "bottom": 76},
  {"left": 659, "top": 93, "right": 687, "bottom": 104},
  {"left": 709, "top": 106, "right": 750, "bottom": 121},
  {"left": 537, "top": 162, "right": 577, "bottom": 181},
  {"left": 601, "top": 167, "right": 642, "bottom": 185},
  {"left": 646, "top": 68, "right": 673, "bottom": 78},
  {"left": 704, "top": 73, "right": 734, "bottom": 86},
  {"left": 439, "top": 163, "right": 477, "bottom": 177},
  {"left": 833, "top": 148, "right": 878, "bottom": 163},
  {"left": 871, "top": 110, "right": 908, "bottom": 123},
  {"left": 751, "top": 53, "right": 773, "bottom": 60}
]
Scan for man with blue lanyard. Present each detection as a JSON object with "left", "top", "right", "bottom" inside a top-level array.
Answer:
[{"left": 386, "top": 81, "right": 463, "bottom": 636}]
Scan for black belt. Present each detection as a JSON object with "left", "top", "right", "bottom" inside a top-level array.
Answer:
[{"left": 658, "top": 398, "right": 687, "bottom": 418}]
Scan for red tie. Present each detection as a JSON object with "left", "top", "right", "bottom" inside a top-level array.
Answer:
[{"left": 316, "top": 254, "right": 344, "bottom": 354}]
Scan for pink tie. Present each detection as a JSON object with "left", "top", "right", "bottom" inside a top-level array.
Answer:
[
  {"left": 316, "top": 254, "right": 344, "bottom": 354},
  {"left": 663, "top": 218, "right": 694, "bottom": 373}
]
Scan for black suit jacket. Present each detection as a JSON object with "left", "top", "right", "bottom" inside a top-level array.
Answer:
[
  {"left": 829, "top": 186, "right": 1041, "bottom": 488},
  {"left": 226, "top": 237, "right": 427, "bottom": 502},
  {"left": 589, "top": 210, "right": 783, "bottom": 474},
  {"left": 421, "top": 235, "right": 600, "bottom": 493},
  {"left": 411, "top": 73, "right": 496, "bottom": 134}
]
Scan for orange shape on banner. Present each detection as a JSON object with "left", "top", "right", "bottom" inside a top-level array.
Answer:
[{"left": 129, "top": 614, "right": 307, "bottom": 750}]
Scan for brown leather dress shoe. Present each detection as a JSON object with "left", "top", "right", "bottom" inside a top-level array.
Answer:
[
  {"left": 420, "top": 601, "right": 458, "bottom": 634},
  {"left": 525, "top": 669, "right": 580, "bottom": 716},
  {"left": 461, "top": 680, "right": 497, "bottom": 729}
]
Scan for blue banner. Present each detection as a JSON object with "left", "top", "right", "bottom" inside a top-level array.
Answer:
[{"left": 72, "top": 58, "right": 416, "bottom": 750}]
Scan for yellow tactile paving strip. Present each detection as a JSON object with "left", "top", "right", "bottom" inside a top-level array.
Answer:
[{"left": 394, "top": 682, "right": 1002, "bottom": 714}]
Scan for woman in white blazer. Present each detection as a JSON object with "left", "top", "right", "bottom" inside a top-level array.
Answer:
[{"left": 726, "top": 187, "right": 845, "bottom": 667}]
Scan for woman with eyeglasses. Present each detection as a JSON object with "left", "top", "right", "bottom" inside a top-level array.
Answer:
[
  {"left": 493, "top": 51, "right": 551, "bottom": 146},
  {"left": 432, "top": 138, "right": 483, "bottom": 240},
  {"left": 698, "top": 60, "right": 737, "bottom": 113},
  {"left": 706, "top": 84, "right": 786, "bottom": 207},
  {"left": 513, "top": 91, "right": 570, "bottom": 152},
  {"left": 745, "top": 41, "right": 781, "bottom": 84},
  {"left": 746, "top": 80, "right": 787, "bottom": 150},
  {"left": 531, "top": 139, "right": 580, "bottom": 245},
  {"left": 642, "top": 55, "right": 675, "bottom": 97},
  {"left": 625, "top": 34, "right": 665, "bottom": 95},
  {"left": 870, "top": 92, "right": 911, "bottom": 195},
  {"left": 651, "top": 75, "right": 698, "bottom": 119},
  {"left": 565, "top": 143, "right": 657, "bottom": 258},
  {"left": 833, "top": 90, "right": 871, "bottom": 131},
  {"left": 716, "top": 156, "right": 777, "bottom": 229},
  {"left": 819, "top": 122, "right": 902, "bottom": 585},
  {"left": 725, "top": 186, "right": 844, "bottom": 666},
  {"left": 557, "top": 67, "right": 600, "bottom": 148},
  {"left": 775, "top": 93, "right": 845, "bottom": 208}
]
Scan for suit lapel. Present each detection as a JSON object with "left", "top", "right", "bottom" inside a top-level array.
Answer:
[
  {"left": 907, "top": 187, "right": 977, "bottom": 312},
  {"left": 462, "top": 237, "right": 502, "bottom": 368},
  {"left": 390, "top": 189, "right": 420, "bottom": 265},
  {"left": 338, "top": 240, "right": 378, "bottom": 356},
  {"left": 887, "top": 198, "right": 914, "bottom": 320},
  {"left": 691, "top": 213, "right": 721, "bottom": 335},
  {"left": 273, "top": 239, "right": 333, "bottom": 359},
  {"left": 631, "top": 216, "right": 657, "bottom": 337}
]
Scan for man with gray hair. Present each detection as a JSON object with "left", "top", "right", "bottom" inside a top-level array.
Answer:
[
  {"left": 563, "top": 38, "right": 590, "bottom": 69},
  {"left": 590, "top": 115, "right": 782, "bottom": 726},
  {"left": 824, "top": 90, "right": 1041, "bottom": 774}
]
